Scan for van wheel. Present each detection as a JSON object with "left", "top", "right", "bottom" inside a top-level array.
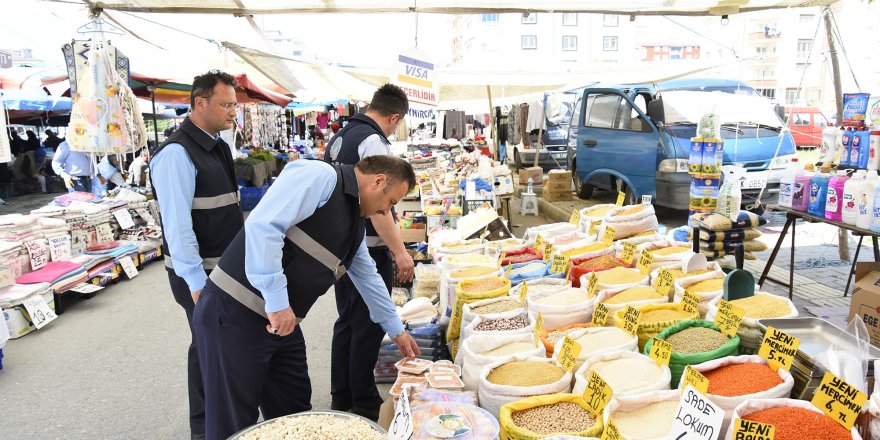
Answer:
[
  {"left": 573, "top": 164, "right": 594, "bottom": 199},
  {"left": 514, "top": 149, "right": 522, "bottom": 170},
  {"left": 615, "top": 179, "right": 637, "bottom": 205}
]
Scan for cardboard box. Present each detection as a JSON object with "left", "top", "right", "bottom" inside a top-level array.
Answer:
[
  {"left": 398, "top": 227, "right": 427, "bottom": 243},
  {"left": 494, "top": 175, "right": 514, "bottom": 195},
  {"left": 852, "top": 262, "right": 880, "bottom": 348},
  {"left": 546, "top": 180, "right": 572, "bottom": 193},
  {"left": 518, "top": 167, "right": 543, "bottom": 185},
  {"left": 4, "top": 291, "right": 56, "bottom": 339},
  {"left": 547, "top": 170, "right": 571, "bottom": 182},
  {"left": 377, "top": 398, "right": 395, "bottom": 431},
  {"left": 544, "top": 190, "right": 573, "bottom": 202}
]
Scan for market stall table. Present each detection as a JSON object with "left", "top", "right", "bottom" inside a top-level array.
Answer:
[
  {"left": 757, "top": 205, "right": 880, "bottom": 300},
  {"left": 234, "top": 160, "right": 277, "bottom": 187}
]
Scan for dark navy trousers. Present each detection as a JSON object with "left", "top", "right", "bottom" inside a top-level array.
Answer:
[
  {"left": 167, "top": 268, "right": 206, "bottom": 437},
  {"left": 194, "top": 284, "right": 311, "bottom": 440},
  {"left": 330, "top": 247, "right": 392, "bottom": 412}
]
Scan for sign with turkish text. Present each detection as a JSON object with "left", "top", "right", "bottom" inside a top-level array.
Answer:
[{"left": 393, "top": 48, "right": 439, "bottom": 123}]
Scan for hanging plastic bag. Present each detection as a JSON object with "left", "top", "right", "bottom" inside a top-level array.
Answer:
[
  {"left": 815, "top": 316, "right": 872, "bottom": 394},
  {"left": 718, "top": 166, "right": 746, "bottom": 220}
]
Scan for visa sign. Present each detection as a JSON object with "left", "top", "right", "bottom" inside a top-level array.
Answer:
[{"left": 392, "top": 48, "right": 440, "bottom": 122}]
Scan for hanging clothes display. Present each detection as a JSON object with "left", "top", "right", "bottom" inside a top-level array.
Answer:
[
  {"left": 0, "top": 99, "right": 12, "bottom": 164},
  {"left": 242, "top": 105, "right": 287, "bottom": 149},
  {"left": 495, "top": 106, "right": 508, "bottom": 145},
  {"left": 508, "top": 106, "right": 519, "bottom": 145},
  {"left": 526, "top": 100, "right": 544, "bottom": 133},
  {"left": 443, "top": 110, "right": 466, "bottom": 140}
]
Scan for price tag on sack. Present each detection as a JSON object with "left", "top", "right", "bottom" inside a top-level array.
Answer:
[
  {"left": 680, "top": 290, "right": 700, "bottom": 315},
  {"left": 620, "top": 242, "right": 636, "bottom": 265},
  {"left": 135, "top": 208, "right": 155, "bottom": 224},
  {"left": 649, "top": 338, "right": 672, "bottom": 367},
  {"left": 119, "top": 256, "right": 139, "bottom": 279},
  {"left": 732, "top": 419, "right": 776, "bottom": 440},
  {"left": 652, "top": 268, "right": 675, "bottom": 297},
  {"left": 713, "top": 299, "right": 745, "bottom": 338},
  {"left": 505, "top": 263, "right": 512, "bottom": 278},
  {"left": 641, "top": 195, "right": 653, "bottom": 205},
  {"left": 556, "top": 335, "right": 582, "bottom": 373},
  {"left": 586, "top": 272, "right": 599, "bottom": 298},
  {"left": 22, "top": 293, "right": 57, "bottom": 330},
  {"left": 636, "top": 251, "right": 653, "bottom": 274},
  {"left": 601, "top": 418, "right": 622, "bottom": 440},
  {"left": 25, "top": 240, "right": 48, "bottom": 271},
  {"left": 112, "top": 208, "right": 136, "bottom": 230},
  {"left": 48, "top": 235, "right": 72, "bottom": 262},
  {"left": 616, "top": 191, "right": 626, "bottom": 207},
  {"left": 583, "top": 370, "right": 613, "bottom": 417},
  {"left": 592, "top": 302, "right": 609, "bottom": 326},
  {"left": 543, "top": 243, "right": 554, "bottom": 263},
  {"left": 534, "top": 234, "right": 545, "bottom": 254},
  {"left": 758, "top": 326, "right": 800, "bottom": 372},
  {"left": 69, "top": 283, "right": 105, "bottom": 294},
  {"left": 519, "top": 281, "right": 529, "bottom": 306},
  {"left": 532, "top": 312, "right": 544, "bottom": 346},
  {"left": 389, "top": 386, "right": 414, "bottom": 440},
  {"left": 95, "top": 223, "right": 114, "bottom": 244},
  {"left": 602, "top": 225, "right": 616, "bottom": 246},
  {"left": 550, "top": 254, "right": 569, "bottom": 274},
  {"left": 810, "top": 371, "right": 868, "bottom": 431},
  {"left": 569, "top": 209, "right": 580, "bottom": 225},
  {"left": 589, "top": 219, "right": 602, "bottom": 236},
  {"left": 681, "top": 365, "right": 709, "bottom": 396},
  {"left": 620, "top": 304, "right": 641, "bottom": 336},
  {"left": 671, "top": 385, "right": 724, "bottom": 440}
]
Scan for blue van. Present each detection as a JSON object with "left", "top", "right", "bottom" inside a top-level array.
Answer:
[{"left": 565, "top": 78, "right": 796, "bottom": 209}]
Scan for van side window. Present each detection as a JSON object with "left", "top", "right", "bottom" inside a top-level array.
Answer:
[
  {"left": 792, "top": 113, "right": 811, "bottom": 126},
  {"left": 584, "top": 93, "right": 646, "bottom": 132},
  {"left": 814, "top": 113, "right": 829, "bottom": 127}
]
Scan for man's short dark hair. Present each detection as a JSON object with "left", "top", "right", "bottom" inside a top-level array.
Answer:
[
  {"left": 190, "top": 70, "right": 237, "bottom": 108},
  {"left": 355, "top": 155, "right": 416, "bottom": 191},
  {"left": 367, "top": 84, "right": 409, "bottom": 117}
]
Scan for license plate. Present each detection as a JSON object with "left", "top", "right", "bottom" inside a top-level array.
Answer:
[
  {"left": 738, "top": 172, "right": 768, "bottom": 189},
  {"left": 552, "top": 153, "right": 566, "bottom": 159}
]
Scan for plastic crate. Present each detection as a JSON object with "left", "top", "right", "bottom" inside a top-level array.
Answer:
[{"left": 240, "top": 185, "right": 269, "bottom": 211}]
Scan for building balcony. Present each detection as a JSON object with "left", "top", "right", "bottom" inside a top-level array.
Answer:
[{"left": 749, "top": 31, "right": 782, "bottom": 41}]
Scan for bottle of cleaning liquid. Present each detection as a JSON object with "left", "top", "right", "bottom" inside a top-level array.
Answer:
[
  {"left": 842, "top": 170, "right": 865, "bottom": 225},
  {"left": 778, "top": 157, "right": 801, "bottom": 208},
  {"left": 869, "top": 126, "right": 880, "bottom": 171},
  {"left": 858, "top": 170, "right": 879, "bottom": 229},
  {"left": 808, "top": 163, "right": 833, "bottom": 216},
  {"left": 792, "top": 163, "right": 815, "bottom": 212},
  {"left": 840, "top": 128, "right": 853, "bottom": 167},
  {"left": 825, "top": 170, "right": 849, "bottom": 222},
  {"left": 871, "top": 180, "right": 880, "bottom": 233},
  {"left": 820, "top": 124, "right": 838, "bottom": 163},
  {"left": 856, "top": 128, "right": 871, "bottom": 169}
]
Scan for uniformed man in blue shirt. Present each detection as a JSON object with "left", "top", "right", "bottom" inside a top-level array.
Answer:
[{"left": 193, "top": 155, "right": 420, "bottom": 440}]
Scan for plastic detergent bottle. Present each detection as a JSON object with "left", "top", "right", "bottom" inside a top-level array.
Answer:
[
  {"left": 820, "top": 125, "right": 838, "bottom": 163},
  {"left": 825, "top": 170, "right": 849, "bottom": 222},
  {"left": 792, "top": 163, "right": 815, "bottom": 212},
  {"left": 856, "top": 128, "right": 871, "bottom": 169},
  {"left": 842, "top": 170, "right": 865, "bottom": 225},
  {"left": 871, "top": 180, "right": 880, "bottom": 233},
  {"left": 808, "top": 163, "right": 833, "bottom": 216},
  {"left": 777, "top": 157, "right": 800, "bottom": 208},
  {"left": 869, "top": 126, "right": 880, "bottom": 171},
  {"left": 840, "top": 128, "right": 853, "bottom": 167},
  {"left": 858, "top": 170, "right": 878, "bottom": 229}
]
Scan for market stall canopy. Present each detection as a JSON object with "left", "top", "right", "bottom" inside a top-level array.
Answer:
[{"left": 86, "top": 0, "right": 838, "bottom": 16}]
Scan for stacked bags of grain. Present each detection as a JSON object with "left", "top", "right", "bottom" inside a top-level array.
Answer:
[{"left": 689, "top": 211, "right": 768, "bottom": 260}]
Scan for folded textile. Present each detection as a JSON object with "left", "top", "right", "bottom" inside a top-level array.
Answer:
[
  {"left": 54, "top": 192, "right": 98, "bottom": 206},
  {"left": 699, "top": 239, "right": 769, "bottom": 252},
  {"left": 38, "top": 218, "right": 68, "bottom": 229},
  {"left": 0, "top": 283, "right": 51, "bottom": 308},
  {"left": 0, "top": 214, "right": 38, "bottom": 228},
  {"left": 16, "top": 261, "right": 85, "bottom": 284}
]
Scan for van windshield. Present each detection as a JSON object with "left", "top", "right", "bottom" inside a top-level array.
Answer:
[
  {"left": 662, "top": 89, "right": 784, "bottom": 129},
  {"left": 546, "top": 92, "right": 575, "bottom": 126}
]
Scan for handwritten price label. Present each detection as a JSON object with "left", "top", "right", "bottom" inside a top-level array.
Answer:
[
  {"left": 95, "top": 223, "right": 115, "bottom": 244},
  {"left": 602, "top": 225, "right": 616, "bottom": 246},
  {"left": 543, "top": 243, "right": 554, "bottom": 263},
  {"left": 652, "top": 268, "right": 675, "bottom": 297},
  {"left": 682, "top": 365, "right": 709, "bottom": 396},
  {"left": 758, "top": 326, "right": 800, "bottom": 372},
  {"left": 112, "top": 208, "right": 135, "bottom": 230},
  {"left": 532, "top": 312, "right": 544, "bottom": 346},
  {"left": 620, "top": 242, "right": 636, "bottom": 265},
  {"left": 534, "top": 234, "right": 545, "bottom": 254},
  {"left": 616, "top": 191, "right": 626, "bottom": 207},
  {"left": 732, "top": 419, "right": 775, "bottom": 440},
  {"left": 550, "top": 254, "right": 570, "bottom": 274},
  {"left": 680, "top": 290, "right": 701, "bottom": 315},
  {"left": 641, "top": 195, "right": 653, "bottom": 205},
  {"left": 637, "top": 251, "right": 653, "bottom": 274},
  {"left": 22, "top": 294, "right": 57, "bottom": 330},
  {"left": 620, "top": 305, "right": 641, "bottom": 336},
  {"left": 570, "top": 209, "right": 581, "bottom": 225},
  {"left": 48, "top": 235, "right": 71, "bottom": 262},
  {"left": 810, "top": 371, "right": 867, "bottom": 431},
  {"left": 589, "top": 219, "right": 602, "bottom": 236},
  {"left": 714, "top": 299, "right": 745, "bottom": 338},
  {"left": 556, "top": 335, "right": 582, "bottom": 373},
  {"left": 649, "top": 338, "right": 673, "bottom": 367},
  {"left": 389, "top": 386, "right": 414, "bottom": 440},
  {"left": 592, "top": 302, "right": 609, "bottom": 326},
  {"left": 586, "top": 272, "right": 599, "bottom": 298},
  {"left": 25, "top": 240, "right": 48, "bottom": 271},
  {"left": 519, "top": 281, "right": 529, "bottom": 306},
  {"left": 119, "top": 256, "right": 139, "bottom": 279},
  {"left": 584, "top": 370, "right": 613, "bottom": 417},
  {"left": 602, "top": 418, "right": 622, "bottom": 440}
]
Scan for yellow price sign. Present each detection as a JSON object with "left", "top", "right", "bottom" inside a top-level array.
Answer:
[
  {"left": 810, "top": 371, "right": 868, "bottom": 431},
  {"left": 543, "top": 243, "right": 554, "bottom": 263},
  {"left": 532, "top": 311, "right": 544, "bottom": 346},
  {"left": 505, "top": 263, "right": 512, "bottom": 279},
  {"left": 620, "top": 242, "right": 637, "bottom": 265},
  {"left": 519, "top": 281, "right": 529, "bottom": 305},
  {"left": 534, "top": 234, "right": 545, "bottom": 253},
  {"left": 570, "top": 209, "right": 581, "bottom": 225},
  {"left": 497, "top": 252, "right": 506, "bottom": 267},
  {"left": 758, "top": 326, "right": 800, "bottom": 372},
  {"left": 589, "top": 219, "right": 602, "bottom": 236},
  {"left": 636, "top": 251, "right": 653, "bottom": 274},
  {"left": 586, "top": 272, "right": 599, "bottom": 298},
  {"left": 620, "top": 304, "right": 641, "bottom": 336},
  {"left": 602, "top": 225, "right": 616, "bottom": 246},
  {"left": 616, "top": 191, "right": 626, "bottom": 207},
  {"left": 649, "top": 338, "right": 673, "bottom": 367},
  {"left": 583, "top": 370, "right": 613, "bottom": 417},
  {"left": 601, "top": 418, "right": 622, "bottom": 440},
  {"left": 682, "top": 365, "right": 709, "bottom": 396},
  {"left": 556, "top": 335, "right": 582, "bottom": 373},
  {"left": 652, "top": 268, "right": 675, "bottom": 297},
  {"left": 592, "top": 302, "right": 609, "bottom": 326},
  {"left": 714, "top": 299, "right": 745, "bottom": 338},
  {"left": 732, "top": 419, "right": 776, "bottom": 440},
  {"left": 680, "top": 290, "right": 700, "bottom": 315},
  {"left": 550, "top": 254, "right": 570, "bottom": 274}
]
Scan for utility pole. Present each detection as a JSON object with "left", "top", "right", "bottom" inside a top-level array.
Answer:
[{"left": 824, "top": 6, "right": 849, "bottom": 260}]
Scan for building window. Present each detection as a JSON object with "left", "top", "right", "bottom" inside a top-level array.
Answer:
[
  {"left": 521, "top": 35, "right": 537, "bottom": 50},
  {"left": 799, "top": 14, "right": 815, "bottom": 26},
  {"left": 603, "top": 36, "right": 618, "bottom": 51},
  {"left": 785, "top": 88, "right": 799, "bottom": 104},
  {"left": 562, "top": 36, "right": 578, "bottom": 51},
  {"left": 797, "top": 39, "right": 812, "bottom": 58},
  {"left": 481, "top": 14, "right": 499, "bottom": 23},
  {"left": 522, "top": 13, "right": 537, "bottom": 24},
  {"left": 604, "top": 14, "right": 618, "bottom": 27},
  {"left": 757, "top": 88, "right": 776, "bottom": 99},
  {"left": 563, "top": 13, "right": 578, "bottom": 26}
]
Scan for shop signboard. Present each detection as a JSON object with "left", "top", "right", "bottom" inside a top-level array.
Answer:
[{"left": 392, "top": 48, "right": 439, "bottom": 123}]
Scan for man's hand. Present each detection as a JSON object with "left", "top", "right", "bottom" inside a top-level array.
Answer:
[
  {"left": 394, "top": 250, "right": 414, "bottom": 283},
  {"left": 98, "top": 176, "right": 107, "bottom": 185},
  {"left": 191, "top": 289, "right": 201, "bottom": 304},
  {"left": 392, "top": 331, "right": 421, "bottom": 357},
  {"left": 62, "top": 175, "right": 73, "bottom": 189},
  {"left": 267, "top": 306, "right": 297, "bottom": 337}
]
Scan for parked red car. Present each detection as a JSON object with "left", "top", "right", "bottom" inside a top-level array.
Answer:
[{"left": 785, "top": 106, "right": 830, "bottom": 148}]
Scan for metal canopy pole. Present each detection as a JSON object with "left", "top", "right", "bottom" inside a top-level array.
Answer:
[{"left": 148, "top": 85, "right": 159, "bottom": 150}]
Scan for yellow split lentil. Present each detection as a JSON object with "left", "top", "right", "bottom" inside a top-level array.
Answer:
[
  {"left": 641, "top": 309, "right": 691, "bottom": 323},
  {"left": 585, "top": 206, "right": 613, "bottom": 218},
  {"left": 486, "top": 361, "right": 565, "bottom": 387},
  {"left": 665, "top": 268, "right": 711, "bottom": 279},
  {"left": 451, "top": 266, "right": 497, "bottom": 279},
  {"left": 687, "top": 278, "right": 724, "bottom": 293},
  {"left": 730, "top": 294, "right": 790, "bottom": 319},
  {"left": 603, "top": 286, "right": 664, "bottom": 305},
  {"left": 613, "top": 205, "right": 647, "bottom": 217},
  {"left": 596, "top": 267, "right": 645, "bottom": 285},
  {"left": 650, "top": 246, "right": 691, "bottom": 257},
  {"left": 459, "top": 277, "right": 507, "bottom": 293}
]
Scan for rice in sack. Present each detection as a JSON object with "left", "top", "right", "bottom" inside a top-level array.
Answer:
[
  {"left": 478, "top": 355, "right": 572, "bottom": 418},
  {"left": 460, "top": 332, "right": 545, "bottom": 390},
  {"left": 614, "top": 231, "right": 665, "bottom": 247},
  {"left": 436, "top": 238, "right": 485, "bottom": 255},
  {"left": 540, "top": 323, "right": 595, "bottom": 356},
  {"left": 553, "top": 326, "right": 638, "bottom": 371},
  {"left": 595, "top": 285, "right": 668, "bottom": 315},
  {"left": 685, "top": 355, "right": 795, "bottom": 433},
  {"left": 528, "top": 286, "right": 595, "bottom": 329},
  {"left": 706, "top": 293, "right": 798, "bottom": 354},
  {"left": 591, "top": 267, "right": 649, "bottom": 291},
  {"left": 547, "top": 231, "right": 591, "bottom": 247},
  {"left": 613, "top": 303, "right": 699, "bottom": 351},
  {"left": 524, "top": 223, "right": 577, "bottom": 246},
  {"left": 578, "top": 204, "right": 616, "bottom": 234},
  {"left": 508, "top": 261, "right": 551, "bottom": 285},
  {"left": 602, "top": 389, "right": 681, "bottom": 440},
  {"left": 509, "top": 277, "right": 567, "bottom": 301},
  {"left": 672, "top": 272, "right": 728, "bottom": 315},
  {"left": 600, "top": 204, "right": 659, "bottom": 240},
  {"left": 499, "top": 394, "right": 604, "bottom": 440},
  {"left": 691, "top": 211, "right": 767, "bottom": 231},
  {"left": 572, "top": 351, "right": 671, "bottom": 397},
  {"left": 724, "top": 398, "right": 861, "bottom": 440}
]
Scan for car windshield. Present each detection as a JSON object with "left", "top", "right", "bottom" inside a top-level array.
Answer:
[
  {"left": 661, "top": 89, "right": 784, "bottom": 129},
  {"left": 546, "top": 92, "right": 575, "bottom": 125}
]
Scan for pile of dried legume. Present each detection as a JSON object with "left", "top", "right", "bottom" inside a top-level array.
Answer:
[
  {"left": 704, "top": 363, "right": 783, "bottom": 396},
  {"left": 474, "top": 315, "right": 529, "bottom": 332},
  {"left": 459, "top": 277, "right": 507, "bottom": 293},
  {"left": 641, "top": 308, "right": 691, "bottom": 323},
  {"left": 471, "top": 299, "right": 523, "bottom": 315},
  {"left": 481, "top": 341, "right": 539, "bottom": 357},
  {"left": 236, "top": 414, "right": 386, "bottom": 440},
  {"left": 587, "top": 356, "right": 665, "bottom": 394},
  {"left": 546, "top": 327, "right": 584, "bottom": 343},
  {"left": 576, "top": 255, "right": 624, "bottom": 270},
  {"left": 510, "top": 262, "right": 547, "bottom": 277},
  {"left": 613, "top": 400, "right": 679, "bottom": 439},
  {"left": 729, "top": 294, "right": 791, "bottom": 319},
  {"left": 507, "top": 253, "right": 540, "bottom": 263},
  {"left": 596, "top": 267, "right": 645, "bottom": 285},
  {"left": 603, "top": 286, "right": 664, "bottom": 304},
  {"left": 741, "top": 407, "right": 851, "bottom": 440},
  {"left": 666, "top": 327, "right": 729, "bottom": 354},
  {"left": 510, "top": 402, "right": 596, "bottom": 435},
  {"left": 450, "top": 266, "right": 497, "bottom": 279},
  {"left": 486, "top": 361, "right": 565, "bottom": 387}
]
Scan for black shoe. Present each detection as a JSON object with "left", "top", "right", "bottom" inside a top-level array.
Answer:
[
  {"left": 351, "top": 405, "right": 381, "bottom": 422},
  {"left": 331, "top": 398, "right": 353, "bottom": 412},
  {"left": 191, "top": 434, "right": 205, "bottom": 440}
]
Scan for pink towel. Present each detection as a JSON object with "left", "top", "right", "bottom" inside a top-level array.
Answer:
[{"left": 15, "top": 261, "right": 84, "bottom": 284}]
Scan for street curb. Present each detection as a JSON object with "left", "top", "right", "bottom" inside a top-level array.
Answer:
[{"left": 538, "top": 197, "right": 571, "bottom": 223}]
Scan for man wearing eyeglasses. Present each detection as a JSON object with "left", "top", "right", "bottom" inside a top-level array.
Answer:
[{"left": 150, "top": 70, "right": 244, "bottom": 440}]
